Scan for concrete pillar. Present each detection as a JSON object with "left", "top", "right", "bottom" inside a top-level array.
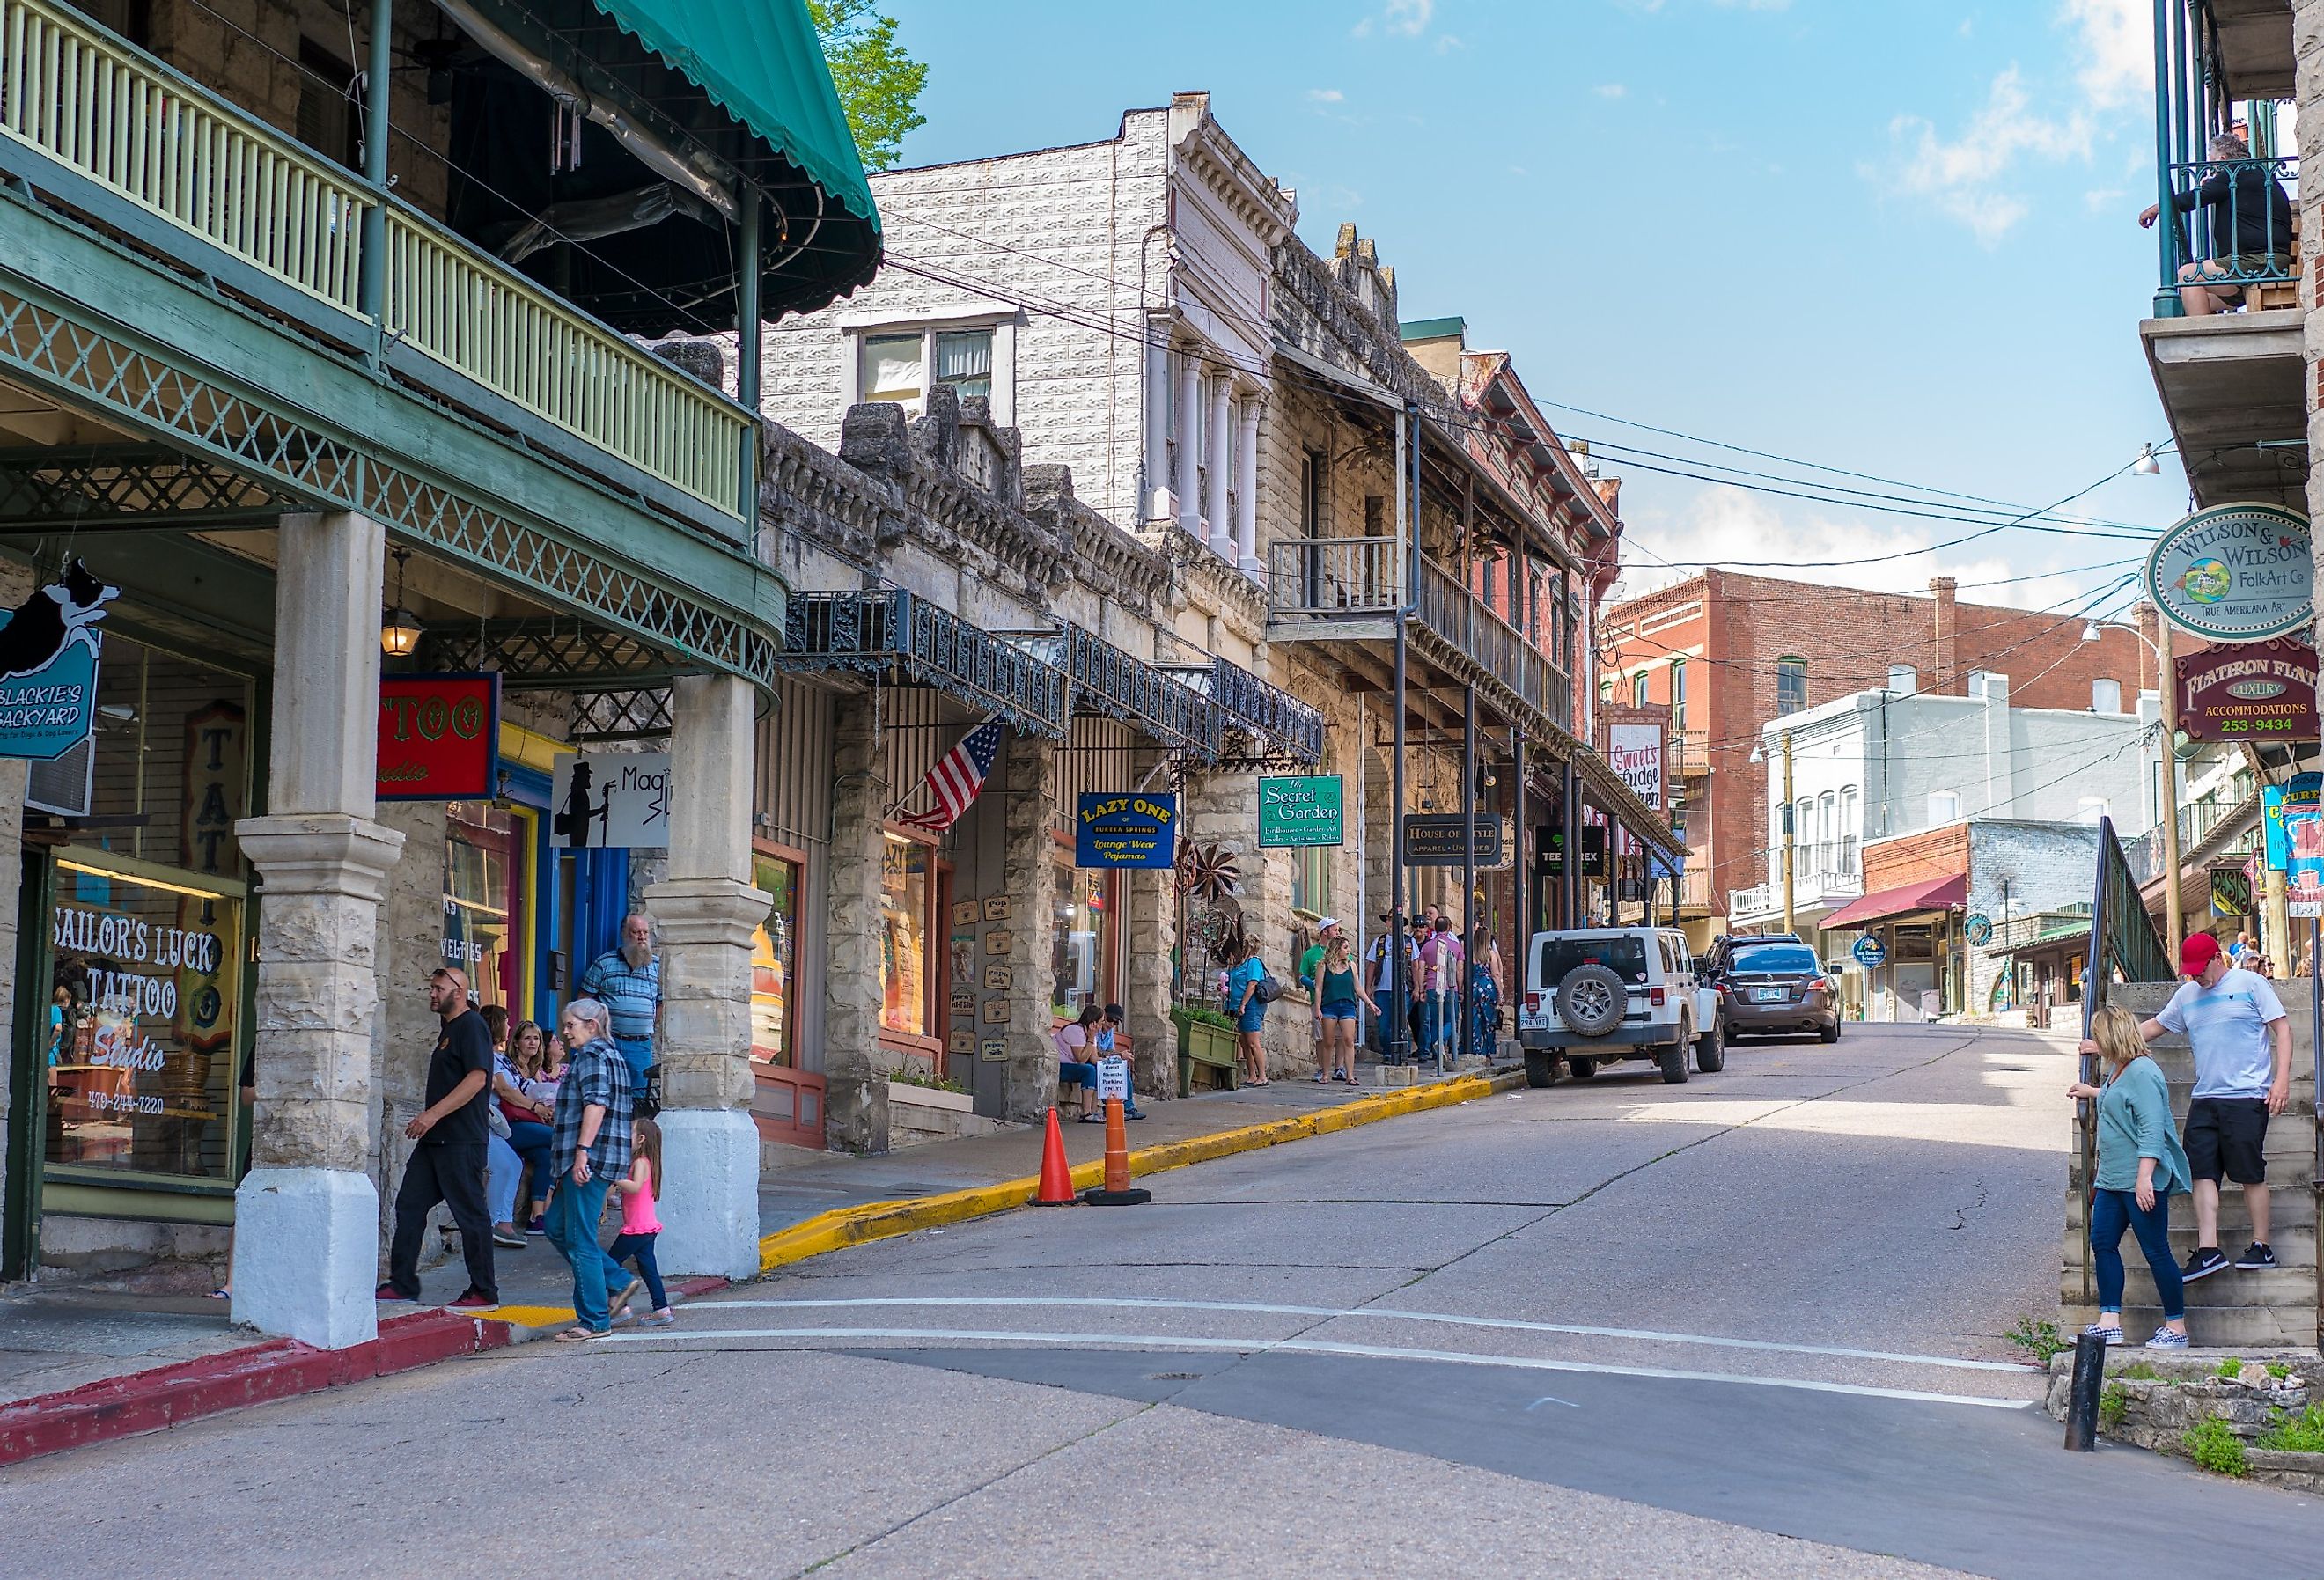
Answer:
[
  {"left": 644, "top": 673, "right": 768, "bottom": 1279},
  {"left": 1175, "top": 349, "right": 1203, "bottom": 542},
  {"left": 822, "top": 695, "right": 890, "bottom": 1152},
  {"left": 1235, "top": 396, "right": 1263, "bottom": 577},
  {"left": 0, "top": 560, "right": 29, "bottom": 1257},
  {"left": 232, "top": 511, "right": 407, "bottom": 1350},
  {"left": 1207, "top": 375, "right": 1235, "bottom": 562},
  {"left": 1125, "top": 748, "right": 1178, "bottom": 1101},
  {"left": 998, "top": 732, "right": 1060, "bottom": 1121},
  {"left": 1144, "top": 332, "right": 1173, "bottom": 523}
]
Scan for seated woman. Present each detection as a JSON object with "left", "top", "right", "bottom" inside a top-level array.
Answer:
[
  {"left": 495, "top": 1019, "right": 559, "bottom": 1234},
  {"left": 1053, "top": 1004, "right": 1104, "bottom": 1122}
]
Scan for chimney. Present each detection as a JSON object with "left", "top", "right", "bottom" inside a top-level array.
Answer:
[
  {"left": 2136, "top": 601, "right": 2160, "bottom": 695},
  {"left": 1929, "top": 577, "right": 1959, "bottom": 694}
]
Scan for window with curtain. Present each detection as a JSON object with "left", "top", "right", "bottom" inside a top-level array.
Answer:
[
  {"left": 933, "top": 328, "right": 992, "bottom": 400},
  {"left": 1632, "top": 671, "right": 1649, "bottom": 707},
  {"left": 860, "top": 334, "right": 924, "bottom": 409},
  {"left": 1669, "top": 658, "right": 1687, "bottom": 732},
  {"left": 1797, "top": 798, "right": 1814, "bottom": 875},
  {"left": 1776, "top": 656, "right": 1806, "bottom": 715},
  {"left": 1818, "top": 792, "right": 1835, "bottom": 876},
  {"left": 1840, "top": 787, "right": 1859, "bottom": 872}
]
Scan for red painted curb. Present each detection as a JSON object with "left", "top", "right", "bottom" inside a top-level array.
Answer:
[{"left": 0, "top": 1310, "right": 509, "bottom": 1467}]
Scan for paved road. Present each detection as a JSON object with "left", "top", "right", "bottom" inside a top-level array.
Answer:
[{"left": 10, "top": 1023, "right": 2321, "bottom": 1579}]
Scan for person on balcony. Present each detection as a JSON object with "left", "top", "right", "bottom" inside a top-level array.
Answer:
[{"left": 2139, "top": 132, "right": 2294, "bottom": 316}]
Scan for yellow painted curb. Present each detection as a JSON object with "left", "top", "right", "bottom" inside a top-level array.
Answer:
[{"left": 754, "top": 1069, "right": 1512, "bottom": 1275}]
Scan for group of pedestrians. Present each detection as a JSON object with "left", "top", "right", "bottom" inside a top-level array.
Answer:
[
  {"left": 371, "top": 915, "right": 676, "bottom": 1341},
  {"left": 2075, "top": 929, "right": 2292, "bottom": 1349}
]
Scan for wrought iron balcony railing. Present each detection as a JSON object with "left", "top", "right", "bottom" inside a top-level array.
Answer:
[
  {"left": 2155, "top": 152, "right": 2299, "bottom": 298},
  {"left": 0, "top": 0, "right": 753, "bottom": 521}
]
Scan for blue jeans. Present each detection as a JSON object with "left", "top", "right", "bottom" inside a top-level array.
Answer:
[
  {"left": 486, "top": 1133, "right": 523, "bottom": 1224},
  {"left": 544, "top": 1170, "right": 616, "bottom": 1331},
  {"left": 1423, "top": 991, "right": 1454, "bottom": 1057},
  {"left": 2091, "top": 1187, "right": 2184, "bottom": 1321},
  {"left": 505, "top": 1120, "right": 554, "bottom": 1208},
  {"left": 614, "top": 1038, "right": 654, "bottom": 1090},
  {"left": 608, "top": 1231, "right": 667, "bottom": 1312}
]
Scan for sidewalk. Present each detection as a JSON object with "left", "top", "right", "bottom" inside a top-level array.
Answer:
[{"left": 0, "top": 1062, "right": 1511, "bottom": 1459}]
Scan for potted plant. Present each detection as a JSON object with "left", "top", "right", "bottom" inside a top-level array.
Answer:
[{"left": 1171, "top": 1003, "right": 1240, "bottom": 1094}]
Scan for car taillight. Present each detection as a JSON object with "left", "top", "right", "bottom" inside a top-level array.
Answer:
[
  {"left": 1808, "top": 977, "right": 1831, "bottom": 994},
  {"left": 1713, "top": 980, "right": 1731, "bottom": 995},
  {"left": 1649, "top": 986, "right": 1666, "bottom": 1006},
  {"left": 1524, "top": 993, "right": 1541, "bottom": 1013}
]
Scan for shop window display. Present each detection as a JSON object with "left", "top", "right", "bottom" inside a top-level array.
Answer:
[
  {"left": 1052, "top": 862, "right": 1114, "bottom": 1016},
  {"left": 444, "top": 803, "right": 519, "bottom": 1009},
  {"left": 881, "top": 834, "right": 931, "bottom": 1037},
  {"left": 751, "top": 853, "right": 799, "bottom": 1066}
]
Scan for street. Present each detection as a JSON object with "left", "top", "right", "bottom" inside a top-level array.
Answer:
[{"left": 10, "top": 1022, "right": 2318, "bottom": 1580}]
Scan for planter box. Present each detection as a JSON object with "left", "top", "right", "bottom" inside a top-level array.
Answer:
[
  {"left": 889, "top": 1083, "right": 973, "bottom": 1114},
  {"left": 1175, "top": 1018, "right": 1239, "bottom": 1096}
]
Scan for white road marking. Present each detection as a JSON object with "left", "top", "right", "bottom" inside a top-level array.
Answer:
[
  {"left": 690, "top": 1296, "right": 2039, "bottom": 1375},
  {"left": 597, "top": 1325, "right": 2035, "bottom": 1410},
  {"left": 1525, "top": 1395, "right": 1579, "bottom": 1410}
]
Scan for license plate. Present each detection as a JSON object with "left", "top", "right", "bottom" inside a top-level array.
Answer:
[{"left": 1751, "top": 988, "right": 1784, "bottom": 1003}]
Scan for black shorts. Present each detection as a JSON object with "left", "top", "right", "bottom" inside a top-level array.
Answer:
[{"left": 2184, "top": 1097, "right": 2269, "bottom": 1186}]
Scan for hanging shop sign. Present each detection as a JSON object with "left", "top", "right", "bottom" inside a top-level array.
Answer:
[
  {"left": 1257, "top": 775, "right": 1344, "bottom": 848},
  {"left": 1403, "top": 813, "right": 1504, "bottom": 868},
  {"left": 377, "top": 673, "right": 499, "bottom": 801},
  {"left": 1606, "top": 723, "right": 1666, "bottom": 812},
  {"left": 1964, "top": 913, "right": 1994, "bottom": 948},
  {"left": 2144, "top": 503, "right": 2313, "bottom": 643},
  {"left": 549, "top": 750, "right": 671, "bottom": 849},
  {"left": 1074, "top": 792, "right": 1177, "bottom": 869},
  {"left": 1852, "top": 935, "right": 1887, "bottom": 968},
  {"left": 2174, "top": 637, "right": 2320, "bottom": 742},
  {"left": 2262, "top": 773, "right": 2322, "bottom": 871},
  {"left": 1540, "top": 825, "right": 1607, "bottom": 878},
  {"left": 0, "top": 559, "right": 116, "bottom": 761},
  {"left": 2289, "top": 793, "right": 2324, "bottom": 918},
  {"left": 2211, "top": 868, "right": 2255, "bottom": 919}
]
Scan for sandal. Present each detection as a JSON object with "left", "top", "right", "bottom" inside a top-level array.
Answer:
[
  {"left": 1312, "top": 1072, "right": 1329, "bottom": 1084},
  {"left": 553, "top": 1326, "right": 606, "bottom": 1343}
]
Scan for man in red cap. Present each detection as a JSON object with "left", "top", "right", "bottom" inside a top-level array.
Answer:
[{"left": 2118, "top": 929, "right": 2292, "bottom": 1289}]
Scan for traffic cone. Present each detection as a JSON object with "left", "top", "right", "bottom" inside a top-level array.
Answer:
[
  {"left": 1032, "top": 1106, "right": 1078, "bottom": 1206},
  {"left": 1082, "top": 1097, "right": 1151, "bottom": 1206}
]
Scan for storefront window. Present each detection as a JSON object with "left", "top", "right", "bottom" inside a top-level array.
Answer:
[
  {"left": 881, "top": 834, "right": 931, "bottom": 1036},
  {"left": 445, "top": 804, "right": 519, "bottom": 1009},
  {"left": 751, "top": 852, "right": 799, "bottom": 1067},
  {"left": 1053, "top": 861, "right": 1114, "bottom": 1016},
  {"left": 45, "top": 856, "right": 244, "bottom": 1180}
]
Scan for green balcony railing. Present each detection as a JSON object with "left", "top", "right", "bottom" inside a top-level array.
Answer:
[{"left": 0, "top": 0, "right": 751, "bottom": 520}]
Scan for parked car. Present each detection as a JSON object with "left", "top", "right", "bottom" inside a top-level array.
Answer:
[
  {"left": 1697, "top": 931, "right": 1806, "bottom": 979},
  {"left": 1516, "top": 926, "right": 1723, "bottom": 1088},
  {"left": 1705, "top": 938, "right": 1841, "bottom": 1043}
]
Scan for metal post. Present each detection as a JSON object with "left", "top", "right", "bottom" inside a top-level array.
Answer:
[
  {"left": 2063, "top": 1329, "right": 2107, "bottom": 1451},
  {"left": 735, "top": 192, "right": 763, "bottom": 519},
  {"left": 1460, "top": 682, "right": 1477, "bottom": 1070},
  {"left": 2156, "top": 620, "right": 2184, "bottom": 963},
  {"left": 1512, "top": 732, "right": 1529, "bottom": 972},
  {"left": 1781, "top": 729, "right": 1797, "bottom": 936},
  {"left": 2311, "top": 918, "right": 2320, "bottom": 1186},
  {"left": 357, "top": 0, "right": 393, "bottom": 337},
  {"left": 1563, "top": 761, "right": 1581, "bottom": 925},
  {"left": 2151, "top": 0, "right": 2183, "bottom": 317},
  {"left": 1387, "top": 408, "right": 1411, "bottom": 1065}
]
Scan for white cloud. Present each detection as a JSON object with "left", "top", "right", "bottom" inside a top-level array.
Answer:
[
  {"left": 1594, "top": 82, "right": 1628, "bottom": 99},
  {"left": 1879, "top": 67, "right": 2092, "bottom": 246},
  {"left": 2063, "top": 0, "right": 2146, "bottom": 109},
  {"left": 1306, "top": 88, "right": 1345, "bottom": 103},
  {"left": 1354, "top": 0, "right": 1432, "bottom": 39},
  {"left": 1712, "top": 0, "right": 1791, "bottom": 9}
]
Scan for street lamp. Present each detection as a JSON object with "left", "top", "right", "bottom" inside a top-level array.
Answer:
[
  {"left": 2132, "top": 443, "right": 2163, "bottom": 477},
  {"left": 2084, "top": 614, "right": 2182, "bottom": 959}
]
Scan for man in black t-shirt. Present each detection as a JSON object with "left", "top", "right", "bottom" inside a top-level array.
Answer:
[
  {"left": 2140, "top": 130, "right": 2296, "bottom": 316},
  {"left": 378, "top": 966, "right": 498, "bottom": 1307}
]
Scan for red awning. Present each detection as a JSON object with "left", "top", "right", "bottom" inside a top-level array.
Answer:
[{"left": 1821, "top": 873, "right": 1967, "bottom": 930}]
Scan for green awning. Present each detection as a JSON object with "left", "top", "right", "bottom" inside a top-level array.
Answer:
[{"left": 585, "top": 0, "right": 878, "bottom": 227}]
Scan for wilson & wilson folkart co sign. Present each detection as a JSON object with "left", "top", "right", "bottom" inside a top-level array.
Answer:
[{"left": 2144, "top": 503, "right": 2312, "bottom": 643}]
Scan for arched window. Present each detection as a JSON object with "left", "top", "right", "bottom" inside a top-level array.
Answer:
[
  {"left": 1668, "top": 658, "right": 1688, "bottom": 731},
  {"left": 1797, "top": 797, "right": 1815, "bottom": 875},
  {"left": 1600, "top": 679, "right": 1614, "bottom": 703},
  {"left": 1818, "top": 791, "right": 1836, "bottom": 875},
  {"left": 1840, "top": 787, "right": 1859, "bottom": 873},
  {"left": 2092, "top": 678, "right": 2122, "bottom": 713},
  {"left": 1633, "top": 670, "right": 1650, "bottom": 707},
  {"left": 1928, "top": 790, "right": 1961, "bottom": 825},
  {"left": 1776, "top": 656, "right": 1806, "bottom": 715}
]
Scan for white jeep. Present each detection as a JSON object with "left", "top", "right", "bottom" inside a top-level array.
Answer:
[{"left": 1517, "top": 927, "right": 1724, "bottom": 1088}]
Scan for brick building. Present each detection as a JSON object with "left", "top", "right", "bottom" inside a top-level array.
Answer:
[{"left": 1600, "top": 570, "right": 2153, "bottom": 945}]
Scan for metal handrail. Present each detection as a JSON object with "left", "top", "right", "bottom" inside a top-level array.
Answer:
[
  {"left": 1415, "top": 556, "right": 1573, "bottom": 731},
  {"left": 2076, "top": 816, "right": 2173, "bottom": 1302}
]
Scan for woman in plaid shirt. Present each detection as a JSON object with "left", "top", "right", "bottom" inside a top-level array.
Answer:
[{"left": 544, "top": 998, "right": 636, "bottom": 1342}]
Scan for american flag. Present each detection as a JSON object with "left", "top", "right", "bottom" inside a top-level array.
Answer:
[{"left": 895, "top": 721, "right": 1004, "bottom": 833}]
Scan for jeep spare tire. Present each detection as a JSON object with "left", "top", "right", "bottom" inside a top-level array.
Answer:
[{"left": 1555, "top": 963, "right": 1626, "bottom": 1037}]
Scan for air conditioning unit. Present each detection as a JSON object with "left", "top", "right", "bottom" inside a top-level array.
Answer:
[{"left": 26, "top": 736, "right": 95, "bottom": 817}]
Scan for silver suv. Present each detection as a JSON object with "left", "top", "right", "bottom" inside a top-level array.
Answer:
[{"left": 1517, "top": 927, "right": 1725, "bottom": 1088}]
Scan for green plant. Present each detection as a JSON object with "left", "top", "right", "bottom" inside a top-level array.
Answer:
[
  {"left": 2182, "top": 1414, "right": 2249, "bottom": 1477},
  {"left": 2216, "top": 1357, "right": 2244, "bottom": 1380},
  {"left": 2100, "top": 1383, "right": 2129, "bottom": 1431},
  {"left": 1173, "top": 1003, "right": 1237, "bottom": 1032},
  {"left": 2266, "top": 1362, "right": 2293, "bottom": 1381},
  {"left": 2004, "top": 1317, "right": 2067, "bottom": 1366},
  {"left": 889, "top": 1069, "right": 967, "bottom": 1094},
  {"left": 2120, "top": 1361, "right": 2160, "bottom": 1381},
  {"left": 2258, "top": 1405, "right": 2324, "bottom": 1454}
]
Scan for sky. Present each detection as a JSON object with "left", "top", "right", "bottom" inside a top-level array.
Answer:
[{"left": 874, "top": 0, "right": 2188, "bottom": 625}]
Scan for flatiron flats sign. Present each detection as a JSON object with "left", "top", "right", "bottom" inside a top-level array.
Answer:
[
  {"left": 2144, "top": 503, "right": 2312, "bottom": 643},
  {"left": 2174, "top": 637, "right": 2320, "bottom": 742}
]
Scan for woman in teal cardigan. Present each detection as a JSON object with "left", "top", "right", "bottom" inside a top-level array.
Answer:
[{"left": 2072, "top": 1004, "right": 2193, "bottom": 1349}]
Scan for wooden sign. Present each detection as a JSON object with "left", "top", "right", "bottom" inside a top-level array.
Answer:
[
  {"left": 951, "top": 900, "right": 982, "bottom": 927},
  {"left": 984, "top": 929, "right": 1014, "bottom": 956},
  {"left": 980, "top": 998, "right": 1011, "bottom": 1024},
  {"left": 982, "top": 896, "right": 1011, "bottom": 922},
  {"left": 378, "top": 673, "right": 499, "bottom": 801},
  {"left": 982, "top": 963, "right": 1012, "bottom": 990}
]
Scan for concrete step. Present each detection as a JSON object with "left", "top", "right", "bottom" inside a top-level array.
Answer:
[
  {"left": 2108, "top": 981, "right": 2319, "bottom": 1024},
  {"left": 2064, "top": 1185, "right": 2319, "bottom": 1231},
  {"left": 2062, "top": 1298, "right": 2319, "bottom": 1350}
]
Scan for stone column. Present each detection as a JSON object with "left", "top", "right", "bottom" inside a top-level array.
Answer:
[
  {"left": 998, "top": 732, "right": 1060, "bottom": 1120},
  {"left": 1144, "top": 332, "right": 1173, "bottom": 523},
  {"left": 1175, "top": 349, "right": 1204, "bottom": 542},
  {"left": 0, "top": 560, "right": 29, "bottom": 1252},
  {"left": 232, "top": 511, "right": 406, "bottom": 1349},
  {"left": 1207, "top": 375, "right": 1236, "bottom": 562},
  {"left": 1235, "top": 396, "right": 1263, "bottom": 577},
  {"left": 644, "top": 673, "right": 769, "bottom": 1279},
  {"left": 823, "top": 694, "right": 890, "bottom": 1153},
  {"left": 1126, "top": 748, "right": 1179, "bottom": 1101}
]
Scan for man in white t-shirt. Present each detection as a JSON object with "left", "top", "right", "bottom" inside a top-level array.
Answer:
[{"left": 2135, "top": 930, "right": 2292, "bottom": 1282}]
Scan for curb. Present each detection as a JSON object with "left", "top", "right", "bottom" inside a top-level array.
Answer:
[{"left": 0, "top": 1069, "right": 1517, "bottom": 1465}]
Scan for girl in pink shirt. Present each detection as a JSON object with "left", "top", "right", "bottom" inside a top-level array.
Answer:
[{"left": 607, "top": 1116, "right": 673, "bottom": 1326}]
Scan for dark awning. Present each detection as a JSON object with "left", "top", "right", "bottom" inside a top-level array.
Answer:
[{"left": 1823, "top": 874, "right": 1968, "bottom": 930}]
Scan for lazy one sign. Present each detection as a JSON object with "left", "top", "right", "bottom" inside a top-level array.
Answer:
[
  {"left": 551, "top": 751, "right": 672, "bottom": 849},
  {"left": 2144, "top": 503, "right": 2313, "bottom": 643},
  {"left": 378, "top": 674, "right": 500, "bottom": 800},
  {"left": 0, "top": 559, "right": 116, "bottom": 761},
  {"left": 1075, "top": 792, "right": 1177, "bottom": 869}
]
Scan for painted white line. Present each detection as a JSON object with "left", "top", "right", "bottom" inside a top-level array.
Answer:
[
  {"left": 597, "top": 1325, "right": 2035, "bottom": 1410},
  {"left": 691, "top": 1296, "right": 2039, "bottom": 1375}
]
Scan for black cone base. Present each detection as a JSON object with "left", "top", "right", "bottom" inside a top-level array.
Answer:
[{"left": 1081, "top": 1187, "right": 1151, "bottom": 1206}]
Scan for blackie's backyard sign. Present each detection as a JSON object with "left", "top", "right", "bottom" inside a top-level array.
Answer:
[
  {"left": 2174, "top": 636, "right": 2320, "bottom": 743},
  {"left": 0, "top": 559, "right": 115, "bottom": 761},
  {"left": 2144, "top": 503, "right": 2313, "bottom": 643}
]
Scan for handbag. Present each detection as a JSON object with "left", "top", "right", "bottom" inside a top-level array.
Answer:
[
  {"left": 1254, "top": 973, "right": 1285, "bottom": 1004},
  {"left": 486, "top": 1101, "right": 512, "bottom": 1141}
]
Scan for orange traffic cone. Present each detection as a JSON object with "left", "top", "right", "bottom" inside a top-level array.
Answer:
[
  {"left": 1032, "top": 1106, "right": 1078, "bottom": 1206},
  {"left": 1082, "top": 1098, "right": 1151, "bottom": 1206}
]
